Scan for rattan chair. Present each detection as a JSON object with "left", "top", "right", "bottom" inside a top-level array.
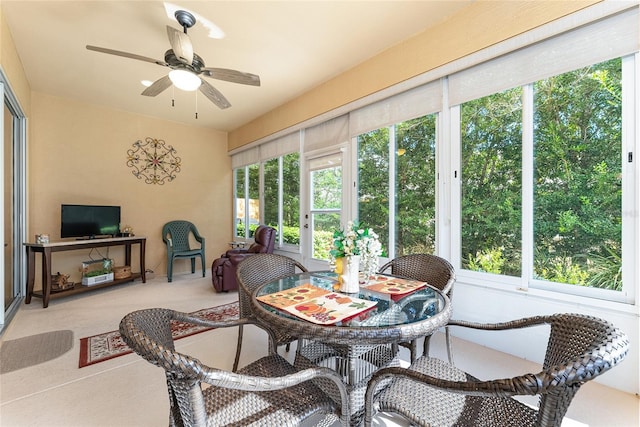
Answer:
[
  {"left": 378, "top": 254, "right": 455, "bottom": 363},
  {"left": 364, "top": 313, "right": 629, "bottom": 427},
  {"left": 119, "top": 307, "right": 349, "bottom": 427},
  {"left": 233, "top": 253, "right": 308, "bottom": 372}
]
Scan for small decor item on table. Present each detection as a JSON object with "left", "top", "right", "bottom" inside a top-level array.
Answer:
[
  {"left": 113, "top": 265, "right": 132, "bottom": 279},
  {"left": 334, "top": 255, "right": 361, "bottom": 293},
  {"left": 330, "top": 220, "right": 384, "bottom": 293},
  {"left": 51, "top": 272, "right": 74, "bottom": 292},
  {"left": 81, "top": 258, "right": 114, "bottom": 286},
  {"left": 35, "top": 234, "right": 49, "bottom": 244},
  {"left": 119, "top": 225, "right": 134, "bottom": 237}
]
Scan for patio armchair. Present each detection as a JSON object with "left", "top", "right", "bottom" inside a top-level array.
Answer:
[
  {"left": 364, "top": 313, "right": 629, "bottom": 427},
  {"left": 234, "top": 253, "right": 308, "bottom": 372},
  {"left": 119, "top": 307, "right": 349, "bottom": 426},
  {"left": 378, "top": 253, "right": 455, "bottom": 363},
  {"left": 162, "top": 220, "right": 206, "bottom": 283}
]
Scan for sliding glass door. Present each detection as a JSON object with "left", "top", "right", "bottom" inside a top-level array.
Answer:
[{"left": 1, "top": 78, "right": 27, "bottom": 330}]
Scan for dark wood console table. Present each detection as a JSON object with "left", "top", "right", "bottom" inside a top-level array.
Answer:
[{"left": 24, "top": 236, "right": 146, "bottom": 308}]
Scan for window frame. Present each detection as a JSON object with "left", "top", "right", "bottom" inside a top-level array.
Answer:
[{"left": 450, "top": 55, "right": 636, "bottom": 304}]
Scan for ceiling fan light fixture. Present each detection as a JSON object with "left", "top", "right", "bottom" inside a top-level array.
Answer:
[{"left": 169, "top": 69, "right": 201, "bottom": 91}]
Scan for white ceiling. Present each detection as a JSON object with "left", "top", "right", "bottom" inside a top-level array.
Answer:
[{"left": 3, "top": 1, "right": 472, "bottom": 132}]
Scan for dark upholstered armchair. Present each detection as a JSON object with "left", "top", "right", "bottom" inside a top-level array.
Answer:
[{"left": 211, "top": 225, "right": 276, "bottom": 292}]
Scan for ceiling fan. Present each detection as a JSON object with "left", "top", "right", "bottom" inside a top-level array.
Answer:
[{"left": 86, "top": 10, "right": 260, "bottom": 109}]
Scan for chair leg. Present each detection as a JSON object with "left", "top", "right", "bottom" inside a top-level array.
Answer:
[
  {"left": 445, "top": 326, "right": 454, "bottom": 365},
  {"left": 423, "top": 334, "right": 432, "bottom": 358},
  {"left": 167, "top": 258, "right": 173, "bottom": 282},
  {"left": 190, "top": 258, "right": 196, "bottom": 274},
  {"left": 409, "top": 339, "right": 418, "bottom": 363},
  {"left": 233, "top": 324, "right": 244, "bottom": 372},
  {"left": 200, "top": 254, "right": 205, "bottom": 277}
]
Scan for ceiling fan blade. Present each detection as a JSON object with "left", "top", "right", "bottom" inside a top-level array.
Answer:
[
  {"left": 199, "top": 80, "right": 231, "bottom": 109},
  {"left": 141, "top": 75, "right": 172, "bottom": 97},
  {"left": 202, "top": 68, "right": 261, "bottom": 86},
  {"left": 166, "top": 26, "right": 194, "bottom": 65},
  {"left": 86, "top": 45, "right": 167, "bottom": 66}
]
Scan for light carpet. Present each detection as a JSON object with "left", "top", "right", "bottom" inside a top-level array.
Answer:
[
  {"left": 1, "top": 330, "right": 74, "bottom": 374},
  {"left": 78, "top": 302, "right": 239, "bottom": 368}
]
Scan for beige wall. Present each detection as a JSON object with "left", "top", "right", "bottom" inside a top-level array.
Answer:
[
  {"left": 0, "top": 9, "right": 30, "bottom": 115},
  {"left": 29, "top": 92, "right": 231, "bottom": 286},
  {"left": 228, "top": 0, "right": 599, "bottom": 150}
]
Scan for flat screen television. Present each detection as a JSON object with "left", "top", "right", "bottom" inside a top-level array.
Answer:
[{"left": 61, "top": 204, "right": 121, "bottom": 239}]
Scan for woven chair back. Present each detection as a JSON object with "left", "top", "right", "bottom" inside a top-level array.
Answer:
[
  {"left": 235, "top": 253, "right": 308, "bottom": 319},
  {"left": 379, "top": 253, "right": 455, "bottom": 296}
]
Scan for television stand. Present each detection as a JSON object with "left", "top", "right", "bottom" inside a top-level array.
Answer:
[{"left": 24, "top": 236, "right": 146, "bottom": 308}]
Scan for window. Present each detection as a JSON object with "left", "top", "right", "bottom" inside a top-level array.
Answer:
[
  {"left": 533, "top": 59, "right": 622, "bottom": 290},
  {"left": 357, "top": 114, "right": 437, "bottom": 258},
  {"left": 458, "top": 57, "right": 627, "bottom": 295},
  {"left": 309, "top": 154, "right": 342, "bottom": 260},
  {"left": 460, "top": 88, "right": 523, "bottom": 276},
  {"left": 234, "top": 163, "right": 260, "bottom": 238},
  {"left": 264, "top": 152, "right": 301, "bottom": 246}
]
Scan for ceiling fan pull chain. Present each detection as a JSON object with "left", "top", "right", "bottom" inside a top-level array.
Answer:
[
  {"left": 172, "top": 86, "right": 175, "bottom": 107},
  {"left": 195, "top": 90, "right": 198, "bottom": 119}
]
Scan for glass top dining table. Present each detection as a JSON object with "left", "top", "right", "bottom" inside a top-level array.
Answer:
[
  {"left": 251, "top": 271, "right": 452, "bottom": 425},
  {"left": 251, "top": 271, "right": 452, "bottom": 346}
]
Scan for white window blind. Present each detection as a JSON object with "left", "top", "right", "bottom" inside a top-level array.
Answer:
[
  {"left": 449, "top": 6, "right": 639, "bottom": 106},
  {"left": 260, "top": 131, "right": 300, "bottom": 161},
  {"left": 349, "top": 80, "right": 442, "bottom": 137},
  {"left": 303, "top": 114, "right": 349, "bottom": 152},
  {"left": 308, "top": 152, "right": 343, "bottom": 172},
  {"left": 231, "top": 146, "right": 259, "bottom": 169}
]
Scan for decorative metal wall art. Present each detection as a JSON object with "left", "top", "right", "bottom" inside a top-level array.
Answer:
[{"left": 126, "top": 137, "right": 181, "bottom": 185}]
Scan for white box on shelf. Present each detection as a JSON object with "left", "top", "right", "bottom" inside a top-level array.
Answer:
[{"left": 82, "top": 273, "right": 114, "bottom": 286}]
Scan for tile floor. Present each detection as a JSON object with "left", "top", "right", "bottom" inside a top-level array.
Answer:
[{"left": 1, "top": 272, "right": 638, "bottom": 426}]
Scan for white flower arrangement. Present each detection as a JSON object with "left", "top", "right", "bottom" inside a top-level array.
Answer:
[{"left": 330, "top": 220, "right": 384, "bottom": 276}]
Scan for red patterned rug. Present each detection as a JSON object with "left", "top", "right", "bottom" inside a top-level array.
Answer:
[{"left": 78, "top": 302, "right": 239, "bottom": 368}]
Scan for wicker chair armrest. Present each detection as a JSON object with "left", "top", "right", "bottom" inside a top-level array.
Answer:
[
  {"left": 198, "top": 364, "right": 350, "bottom": 424},
  {"left": 172, "top": 311, "right": 280, "bottom": 353},
  {"left": 369, "top": 366, "right": 543, "bottom": 399},
  {"left": 171, "top": 311, "right": 262, "bottom": 332},
  {"left": 446, "top": 316, "right": 548, "bottom": 331}
]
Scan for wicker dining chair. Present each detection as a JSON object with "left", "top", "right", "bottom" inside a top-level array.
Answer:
[
  {"left": 119, "top": 307, "right": 349, "bottom": 427},
  {"left": 364, "top": 313, "right": 629, "bottom": 427},
  {"left": 378, "top": 254, "right": 455, "bottom": 363},
  {"left": 233, "top": 253, "right": 308, "bottom": 372}
]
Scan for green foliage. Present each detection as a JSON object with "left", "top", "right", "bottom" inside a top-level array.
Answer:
[
  {"left": 314, "top": 230, "right": 333, "bottom": 260},
  {"left": 357, "top": 115, "right": 437, "bottom": 256},
  {"left": 584, "top": 246, "right": 622, "bottom": 291},
  {"left": 536, "top": 254, "right": 589, "bottom": 285},
  {"left": 460, "top": 58, "right": 622, "bottom": 289},
  {"left": 465, "top": 248, "right": 506, "bottom": 274},
  {"left": 278, "top": 225, "right": 300, "bottom": 245}
]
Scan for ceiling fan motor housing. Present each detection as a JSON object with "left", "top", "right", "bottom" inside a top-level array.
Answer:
[{"left": 164, "top": 50, "right": 204, "bottom": 72}]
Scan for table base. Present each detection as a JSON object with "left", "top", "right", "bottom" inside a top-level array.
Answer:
[{"left": 294, "top": 340, "right": 399, "bottom": 425}]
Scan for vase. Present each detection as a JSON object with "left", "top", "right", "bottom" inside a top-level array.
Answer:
[{"left": 337, "top": 255, "right": 360, "bottom": 293}]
